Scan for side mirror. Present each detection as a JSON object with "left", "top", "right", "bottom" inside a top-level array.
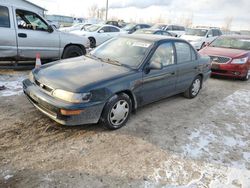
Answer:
[
  {"left": 48, "top": 25, "right": 54, "bottom": 33},
  {"left": 99, "top": 29, "right": 104, "bottom": 33},
  {"left": 148, "top": 61, "right": 163, "bottom": 70}
]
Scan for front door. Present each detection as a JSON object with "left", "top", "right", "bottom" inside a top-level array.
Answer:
[
  {"left": 14, "top": 8, "right": 60, "bottom": 60},
  {"left": 0, "top": 5, "right": 17, "bottom": 60},
  {"left": 141, "top": 42, "right": 177, "bottom": 105}
]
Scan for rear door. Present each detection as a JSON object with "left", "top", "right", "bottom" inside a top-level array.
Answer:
[
  {"left": 174, "top": 41, "right": 199, "bottom": 92},
  {"left": 97, "top": 26, "right": 119, "bottom": 45},
  {"left": 0, "top": 5, "right": 17, "bottom": 60},
  {"left": 14, "top": 8, "right": 60, "bottom": 60},
  {"left": 141, "top": 42, "right": 177, "bottom": 105}
]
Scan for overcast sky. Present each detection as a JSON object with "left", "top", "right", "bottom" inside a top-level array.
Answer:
[{"left": 29, "top": 0, "right": 250, "bottom": 31}]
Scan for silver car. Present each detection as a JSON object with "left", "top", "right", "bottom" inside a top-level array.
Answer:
[{"left": 0, "top": 3, "right": 89, "bottom": 64}]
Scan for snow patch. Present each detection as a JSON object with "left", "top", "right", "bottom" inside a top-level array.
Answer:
[
  {"left": 4, "top": 174, "right": 13, "bottom": 180},
  {"left": 0, "top": 74, "right": 27, "bottom": 97}
]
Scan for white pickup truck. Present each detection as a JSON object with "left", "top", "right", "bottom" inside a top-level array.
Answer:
[{"left": 0, "top": 3, "right": 89, "bottom": 64}]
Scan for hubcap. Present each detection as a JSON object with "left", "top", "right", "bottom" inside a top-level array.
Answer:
[
  {"left": 109, "top": 100, "right": 129, "bottom": 126},
  {"left": 192, "top": 79, "right": 201, "bottom": 96}
]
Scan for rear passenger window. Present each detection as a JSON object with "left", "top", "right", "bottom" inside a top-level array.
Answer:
[
  {"left": 109, "top": 27, "right": 119, "bottom": 32},
  {"left": 175, "top": 42, "right": 192, "bottom": 63},
  {"left": 150, "top": 43, "right": 175, "bottom": 67},
  {"left": 0, "top": 6, "right": 10, "bottom": 28}
]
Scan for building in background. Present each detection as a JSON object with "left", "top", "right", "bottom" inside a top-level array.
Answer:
[{"left": 1, "top": 0, "right": 46, "bottom": 16}]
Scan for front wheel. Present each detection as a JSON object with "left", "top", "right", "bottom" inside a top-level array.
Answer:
[
  {"left": 100, "top": 93, "right": 132, "bottom": 130},
  {"left": 183, "top": 76, "right": 202, "bottom": 99},
  {"left": 242, "top": 70, "right": 250, "bottom": 81}
]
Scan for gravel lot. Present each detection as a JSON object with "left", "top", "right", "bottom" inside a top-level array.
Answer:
[{"left": 0, "top": 70, "right": 249, "bottom": 188}]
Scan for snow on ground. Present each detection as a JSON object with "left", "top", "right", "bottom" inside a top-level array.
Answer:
[
  {"left": 0, "top": 73, "right": 27, "bottom": 97},
  {"left": 147, "top": 89, "right": 250, "bottom": 187}
]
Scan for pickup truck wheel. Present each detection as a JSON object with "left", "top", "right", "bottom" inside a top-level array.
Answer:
[
  {"left": 89, "top": 37, "right": 96, "bottom": 48},
  {"left": 183, "top": 76, "right": 202, "bottom": 99},
  {"left": 100, "top": 93, "right": 132, "bottom": 130},
  {"left": 62, "top": 45, "right": 85, "bottom": 59}
]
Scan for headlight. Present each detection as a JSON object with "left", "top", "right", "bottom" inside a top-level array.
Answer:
[
  {"left": 231, "top": 57, "right": 248, "bottom": 64},
  {"left": 52, "top": 89, "right": 91, "bottom": 103},
  {"left": 29, "top": 72, "right": 34, "bottom": 83}
]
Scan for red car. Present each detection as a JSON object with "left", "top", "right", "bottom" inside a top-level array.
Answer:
[{"left": 199, "top": 35, "right": 250, "bottom": 80}]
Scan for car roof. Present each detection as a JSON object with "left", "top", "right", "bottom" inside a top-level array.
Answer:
[
  {"left": 121, "top": 34, "right": 184, "bottom": 42},
  {"left": 220, "top": 35, "right": 250, "bottom": 39}
]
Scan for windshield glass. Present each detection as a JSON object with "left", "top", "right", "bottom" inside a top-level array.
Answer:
[
  {"left": 123, "top": 23, "right": 136, "bottom": 31},
  {"left": 85, "top": 24, "right": 101, "bottom": 32},
  {"left": 151, "top": 24, "right": 167, "bottom": 30},
  {"left": 186, "top": 28, "right": 208, "bottom": 36},
  {"left": 90, "top": 37, "right": 153, "bottom": 68},
  {"left": 211, "top": 37, "right": 250, "bottom": 50}
]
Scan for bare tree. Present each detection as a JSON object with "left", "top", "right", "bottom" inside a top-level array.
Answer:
[
  {"left": 98, "top": 8, "right": 106, "bottom": 20},
  {"left": 88, "top": 4, "right": 98, "bottom": 18},
  {"left": 223, "top": 17, "right": 233, "bottom": 31}
]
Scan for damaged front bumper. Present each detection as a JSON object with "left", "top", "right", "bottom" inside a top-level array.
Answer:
[{"left": 23, "top": 79, "right": 105, "bottom": 126}]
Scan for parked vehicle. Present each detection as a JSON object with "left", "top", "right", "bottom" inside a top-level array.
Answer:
[
  {"left": 47, "top": 20, "right": 60, "bottom": 29},
  {"left": 122, "top": 23, "right": 151, "bottom": 34},
  {"left": 106, "top": 20, "right": 127, "bottom": 28},
  {"left": 0, "top": 4, "right": 89, "bottom": 63},
  {"left": 199, "top": 35, "right": 250, "bottom": 80},
  {"left": 151, "top": 24, "right": 185, "bottom": 37},
  {"left": 23, "top": 35, "right": 211, "bottom": 130},
  {"left": 134, "top": 29, "right": 173, "bottom": 36},
  {"left": 71, "top": 24, "right": 122, "bottom": 48},
  {"left": 181, "top": 28, "right": 222, "bottom": 50},
  {"left": 59, "top": 23, "right": 92, "bottom": 32}
]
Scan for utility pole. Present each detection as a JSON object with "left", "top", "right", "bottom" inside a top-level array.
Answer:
[{"left": 105, "top": 0, "right": 108, "bottom": 21}]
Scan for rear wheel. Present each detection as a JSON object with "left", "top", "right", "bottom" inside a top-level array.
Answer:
[
  {"left": 183, "top": 76, "right": 202, "bottom": 99},
  {"left": 62, "top": 45, "right": 85, "bottom": 59},
  {"left": 100, "top": 93, "right": 132, "bottom": 130}
]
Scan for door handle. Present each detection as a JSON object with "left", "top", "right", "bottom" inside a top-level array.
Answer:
[{"left": 18, "top": 33, "right": 27, "bottom": 38}]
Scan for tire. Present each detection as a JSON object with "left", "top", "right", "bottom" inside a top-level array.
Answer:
[
  {"left": 62, "top": 45, "right": 85, "bottom": 59},
  {"left": 242, "top": 70, "right": 250, "bottom": 81},
  {"left": 100, "top": 93, "right": 132, "bottom": 130},
  {"left": 183, "top": 75, "right": 202, "bottom": 99},
  {"left": 89, "top": 37, "right": 96, "bottom": 48}
]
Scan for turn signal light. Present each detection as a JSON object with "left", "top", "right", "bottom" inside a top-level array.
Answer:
[{"left": 60, "top": 109, "right": 83, "bottom": 116}]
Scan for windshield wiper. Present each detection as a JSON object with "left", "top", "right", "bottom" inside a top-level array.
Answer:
[{"left": 104, "top": 58, "right": 122, "bottom": 66}]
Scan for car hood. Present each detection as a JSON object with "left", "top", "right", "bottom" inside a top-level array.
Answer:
[
  {"left": 34, "top": 56, "right": 132, "bottom": 92},
  {"left": 181, "top": 35, "right": 203, "bottom": 42},
  {"left": 199, "top": 46, "right": 249, "bottom": 58}
]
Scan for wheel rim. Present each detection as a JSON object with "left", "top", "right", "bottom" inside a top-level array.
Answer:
[
  {"left": 109, "top": 100, "right": 129, "bottom": 126},
  {"left": 192, "top": 79, "right": 201, "bottom": 96}
]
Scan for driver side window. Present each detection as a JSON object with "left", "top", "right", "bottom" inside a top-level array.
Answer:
[
  {"left": 16, "top": 9, "right": 48, "bottom": 31},
  {"left": 150, "top": 43, "right": 175, "bottom": 67}
]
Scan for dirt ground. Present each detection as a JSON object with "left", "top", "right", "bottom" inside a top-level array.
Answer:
[{"left": 0, "top": 70, "right": 249, "bottom": 188}]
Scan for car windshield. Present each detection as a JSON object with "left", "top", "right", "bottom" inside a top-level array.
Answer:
[
  {"left": 186, "top": 28, "right": 208, "bottom": 36},
  {"left": 135, "top": 30, "right": 154, "bottom": 34},
  {"left": 210, "top": 37, "right": 250, "bottom": 50},
  {"left": 90, "top": 37, "right": 153, "bottom": 68},
  {"left": 85, "top": 25, "right": 101, "bottom": 32},
  {"left": 123, "top": 23, "right": 136, "bottom": 31},
  {"left": 151, "top": 24, "right": 167, "bottom": 30}
]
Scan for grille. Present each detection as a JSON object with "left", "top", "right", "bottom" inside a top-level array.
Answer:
[
  {"left": 210, "top": 56, "right": 231, "bottom": 64},
  {"left": 35, "top": 79, "right": 53, "bottom": 93}
]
